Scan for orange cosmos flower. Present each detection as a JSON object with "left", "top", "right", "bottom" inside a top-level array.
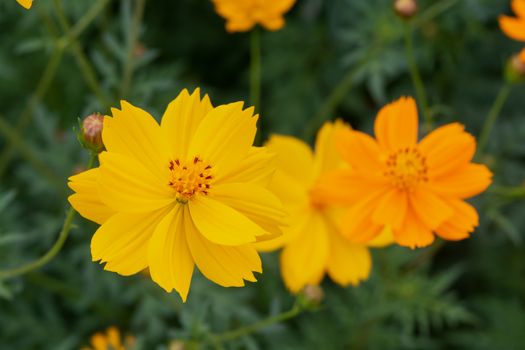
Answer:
[
  {"left": 80, "top": 327, "right": 135, "bottom": 350},
  {"left": 211, "top": 0, "right": 296, "bottom": 33},
  {"left": 315, "top": 97, "right": 493, "bottom": 249},
  {"left": 499, "top": 0, "right": 525, "bottom": 41},
  {"left": 257, "top": 121, "right": 392, "bottom": 293},
  {"left": 520, "top": 47, "right": 525, "bottom": 63},
  {"left": 16, "top": 0, "right": 32, "bottom": 9}
]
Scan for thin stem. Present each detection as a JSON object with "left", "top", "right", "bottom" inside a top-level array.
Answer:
[
  {"left": 120, "top": 0, "right": 147, "bottom": 99},
  {"left": 0, "top": 48, "right": 64, "bottom": 177},
  {"left": 209, "top": 303, "right": 302, "bottom": 345},
  {"left": 250, "top": 27, "right": 262, "bottom": 112},
  {"left": 0, "top": 0, "right": 110, "bottom": 178},
  {"left": 0, "top": 154, "right": 97, "bottom": 280},
  {"left": 412, "top": 0, "right": 462, "bottom": 29},
  {"left": 52, "top": 0, "right": 112, "bottom": 109},
  {"left": 402, "top": 239, "right": 446, "bottom": 275},
  {"left": 403, "top": 23, "right": 432, "bottom": 129},
  {"left": 0, "top": 116, "right": 64, "bottom": 194},
  {"left": 490, "top": 186, "right": 525, "bottom": 198},
  {"left": 476, "top": 83, "right": 513, "bottom": 157}
]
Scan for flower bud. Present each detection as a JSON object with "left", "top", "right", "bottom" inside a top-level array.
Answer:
[
  {"left": 169, "top": 340, "right": 185, "bottom": 350},
  {"left": 394, "top": 0, "right": 418, "bottom": 19},
  {"left": 301, "top": 285, "right": 324, "bottom": 307},
  {"left": 505, "top": 49, "right": 525, "bottom": 84},
  {"left": 80, "top": 113, "right": 105, "bottom": 153}
]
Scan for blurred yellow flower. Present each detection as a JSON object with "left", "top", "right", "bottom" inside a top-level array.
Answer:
[
  {"left": 499, "top": 0, "right": 525, "bottom": 41},
  {"left": 81, "top": 327, "right": 134, "bottom": 350},
  {"left": 315, "top": 97, "right": 493, "bottom": 249},
  {"left": 68, "top": 88, "right": 286, "bottom": 301},
  {"left": 211, "top": 0, "right": 296, "bottom": 32},
  {"left": 16, "top": 0, "right": 32, "bottom": 9},
  {"left": 257, "top": 122, "right": 390, "bottom": 293}
]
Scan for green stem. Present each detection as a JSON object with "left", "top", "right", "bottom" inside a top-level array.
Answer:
[
  {"left": 120, "top": 0, "right": 147, "bottom": 99},
  {"left": 0, "top": 116, "right": 64, "bottom": 194},
  {"left": 403, "top": 23, "right": 432, "bottom": 129},
  {"left": 52, "top": 0, "right": 112, "bottom": 110},
  {"left": 0, "top": 154, "right": 97, "bottom": 280},
  {"left": 490, "top": 186, "right": 525, "bottom": 198},
  {"left": 250, "top": 27, "right": 262, "bottom": 112},
  {"left": 476, "top": 83, "right": 513, "bottom": 157},
  {"left": 209, "top": 303, "right": 302, "bottom": 345},
  {"left": 412, "top": 0, "right": 462, "bottom": 29}
]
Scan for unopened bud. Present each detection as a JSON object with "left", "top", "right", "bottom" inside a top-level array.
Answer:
[
  {"left": 80, "top": 113, "right": 105, "bottom": 153},
  {"left": 505, "top": 49, "right": 525, "bottom": 83},
  {"left": 301, "top": 285, "right": 324, "bottom": 307},
  {"left": 394, "top": 0, "right": 418, "bottom": 19},
  {"left": 169, "top": 340, "right": 185, "bottom": 350}
]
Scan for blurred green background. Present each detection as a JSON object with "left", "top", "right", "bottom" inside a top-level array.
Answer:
[{"left": 1, "top": 0, "right": 525, "bottom": 349}]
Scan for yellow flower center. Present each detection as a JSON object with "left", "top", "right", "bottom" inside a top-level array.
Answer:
[
  {"left": 384, "top": 147, "right": 428, "bottom": 190},
  {"left": 168, "top": 156, "right": 213, "bottom": 204}
]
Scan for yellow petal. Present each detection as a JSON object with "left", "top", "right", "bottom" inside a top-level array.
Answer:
[
  {"left": 280, "top": 213, "right": 330, "bottom": 293},
  {"left": 210, "top": 182, "right": 286, "bottom": 236},
  {"left": 374, "top": 96, "right": 419, "bottom": 152},
  {"left": 312, "top": 120, "right": 350, "bottom": 177},
  {"left": 148, "top": 206, "right": 194, "bottom": 301},
  {"left": 160, "top": 88, "right": 213, "bottom": 160},
  {"left": 106, "top": 327, "right": 122, "bottom": 349},
  {"left": 184, "top": 208, "right": 261, "bottom": 287},
  {"left": 68, "top": 168, "right": 115, "bottom": 225},
  {"left": 16, "top": 0, "right": 32, "bottom": 9},
  {"left": 266, "top": 135, "right": 315, "bottom": 187},
  {"left": 218, "top": 147, "right": 275, "bottom": 186},
  {"left": 367, "top": 225, "right": 395, "bottom": 247},
  {"left": 188, "top": 196, "right": 266, "bottom": 245},
  {"left": 98, "top": 152, "right": 174, "bottom": 213},
  {"left": 326, "top": 228, "right": 372, "bottom": 287},
  {"left": 256, "top": 211, "right": 310, "bottom": 252},
  {"left": 102, "top": 101, "right": 170, "bottom": 175},
  {"left": 189, "top": 102, "right": 257, "bottom": 176},
  {"left": 91, "top": 208, "right": 169, "bottom": 276}
]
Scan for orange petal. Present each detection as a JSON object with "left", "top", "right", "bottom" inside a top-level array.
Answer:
[
  {"left": 336, "top": 129, "right": 384, "bottom": 175},
  {"left": 499, "top": 16, "right": 525, "bottom": 41},
  {"left": 394, "top": 207, "right": 435, "bottom": 248},
  {"left": 371, "top": 188, "right": 408, "bottom": 230},
  {"left": 419, "top": 123, "right": 476, "bottom": 178},
  {"left": 313, "top": 169, "right": 385, "bottom": 206},
  {"left": 513, "top": 0, "right": 525, "bottom": 18},
  {"left": 340, "top": 190, "right": 387, "bottom": 243},
  {"left": 436, "top": 199, "right": 479, "bottom": 241},
  {"left": 409, "top": 188, "right": 453, "bottom": 230},
  {"left": 374, "top": 96, "right": 419, "bottom": 152},
  {"left": 427, "top": 163, "right": 492, "bottom": 199}
]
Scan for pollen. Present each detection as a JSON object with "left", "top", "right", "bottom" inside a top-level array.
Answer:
[
  {"left": 384, "top": 147, "right": 428, "bottom": 190},
  {"left": 168, "top": 156, "right": 213, "bottom": 203}
]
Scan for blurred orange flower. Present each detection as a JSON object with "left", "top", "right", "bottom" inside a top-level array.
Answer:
[
  {"left": 499, "top": 0, "right": 525, "bottom": 41},
  {"left": 520, "top": 47, "right": 525, "bottom": 63},
  {"left": 81, "top": 327, "right": 134, "bottom": 350},
  {"left": 16, "top": 0, "right": 32, "bottom": 9},
  {"left": 315, "top": 97, "right": 493, "bottom": 249},
  {"left": 211, "top": 0, "right": 296, "bottom": 32}
]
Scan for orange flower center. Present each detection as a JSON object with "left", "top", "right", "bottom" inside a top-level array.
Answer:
[
  {"left": 168, "top": 156, "right": 213, "bottom": 203},
  {"left": 384, "top": 147, "right": 428, "bottom": 190}
]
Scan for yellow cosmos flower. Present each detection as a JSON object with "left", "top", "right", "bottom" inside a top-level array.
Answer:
[
  {"left": 16, "top": 0, "right": 32, "bottom": 9},
  {"left": 81, "top": 327, "right": 134, "bottom": 350},
  {"left": 499, "top": 0, "right": 525, "bottom": 41},
  {"left": 257, "top": 122, "right": 391, "bottom": 293},
  {"left": 211, "top": 0, "right": 296, "bottom": 33},
  {"left": 68, "top": 88, "right": 286, "bottom": 301},
  {"left": 315, "top": 97, "right": 493, "bottom": 249}
]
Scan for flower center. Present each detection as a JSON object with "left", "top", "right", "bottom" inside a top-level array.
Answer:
[
  {"left": 168, "top": 156, "right": 213, "bottom": 204},
  {"left": 384, "top": 147, "right": 428, "bottom": 190}
]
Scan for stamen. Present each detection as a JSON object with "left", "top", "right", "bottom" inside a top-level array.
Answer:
[
  {"left": 167, "top": 156, "right": 213, "bottom": 202},
  {"left": 384, "top": 147, "right": 428, "bottom": 190}
]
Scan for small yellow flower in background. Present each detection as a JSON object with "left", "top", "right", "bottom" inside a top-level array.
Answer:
[
  {"left": 16, "top": 0, "right": 32, "bottom": 9},
  {"left": 81, "top": 327, "right": 134, "bottom": 350},
  {"left": 68, "top": 88, "right": 286, "bottom": 301},
  {"left": 315, "top": 97, "right": 493, "bottom": 249},
  {"left": 211, "top": 0, "right": 296, "bottom": 33},
  {"left": 499, "top": 0, "right": 525, "bottom": 41},
  {"left": 257, "top": 122, "right": 390, "bottom": 293}
]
